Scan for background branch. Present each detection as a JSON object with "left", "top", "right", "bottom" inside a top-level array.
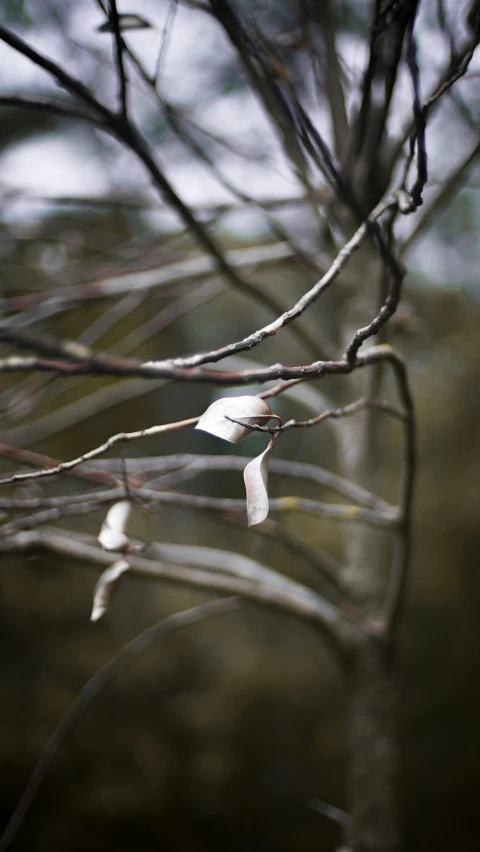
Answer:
[{"left": 0, "top": 597, "right": 244, "bottom": 852}]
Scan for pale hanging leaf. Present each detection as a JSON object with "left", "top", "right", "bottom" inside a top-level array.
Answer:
[
  {"left": 98, "top": 526, "right": 130, "bottom": 552},
  {"left": 90, "top": 559, "right": 130, "bottom": 622},
  {"left": 196, "top": 396, "right": 273, "bottom": 444},
  {"left": 243, "top": 440, "right": 274, "bottom": 527},
  {"left": 105, "top": 500, "right": 131, "bottom": 533},
  {"left": 97, "top": 14, "right": 153, "bottom": 33},
  {"left": 98, "top": 500, "right": 131, "bottom": 552}
]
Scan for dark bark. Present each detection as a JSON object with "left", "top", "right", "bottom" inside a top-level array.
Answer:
[{"left": 346, "top": 635, "right": 400, "bottom": 852}]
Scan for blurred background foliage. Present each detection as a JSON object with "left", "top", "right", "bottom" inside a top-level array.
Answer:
[{"left": 0, "top": 1, "right": 479, "bottom": 850}]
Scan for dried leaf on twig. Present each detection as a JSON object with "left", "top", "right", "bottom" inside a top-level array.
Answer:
[
  {"left": 98, "top": 499, "right": 131, "bottom": 552},
  {"left": 196, "top": 396, "right": 273, "bottom": 444},
  {"left": 244, "top": 439, "right": 274, "bottom": 526},
  {"left": 90, "top": 559, "right": 130, "bottom": 622}
]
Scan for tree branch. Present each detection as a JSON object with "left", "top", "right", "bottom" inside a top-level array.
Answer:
[
  {"left": 401, "top": 138, "right": 480, "bottom": 255},
  {"left": 0, "top": 25, "right": 313, "bottom": 342},
  {"left": 0, "top": 343, "right": 402, "bottom": 386},
  {"left": 107, "top": 0, "right": 128, "bottom": 117},
  {"left": 0, "top": 487, "right": 398, "bottom": 537},
  {"left": 0, "top": 196, "right": 400, "bottom": 381},
  {"left": 0, "top": 418, "right": 198, "bottom": 487},
  {"left": 0, "top": 597, "right": 244, "bottom": 852},
  {"left": 0, "top": 529, "right": 353, "bottom": 635},
  {"left": 78, "top": 454, "right": 393, "bottom": 513},
  {"left": 0, "top": 96, "right": 102, "bottom": 124},
  {"left": 228, "top": 397, "right": 406, "bottom": 434}
]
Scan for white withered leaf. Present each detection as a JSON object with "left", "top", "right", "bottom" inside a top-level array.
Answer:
[
  {"left": 243, "top": 439, "right": 274, "bottom": 526},
  {"left": 98, "top": 500, "right": 131, "bottom": 552},
  {"left": 90, "top": 559, "right": 130, "bottom": 622},
  {"left": 196, "top": 396, "right": 273, "bottom": 444}
]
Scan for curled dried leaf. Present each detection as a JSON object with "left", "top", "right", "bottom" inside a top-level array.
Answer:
[
  {"left": 243, "top": 439, "right": 274, "bottom": 527},
  {"left": 196, "top": 396, "right": 273, "bottom": 444},
  {"left": 90, "top": 559, "right": 130, "bottom": 622},
  {"left": 98, "top": 527, "right": 130, "bottom": 552},
  {"left": 98, "top": 500, "right": 131, "bottom": 552},
  {"left": 105, "top": 500, "right": 131, "bottom": 532}
]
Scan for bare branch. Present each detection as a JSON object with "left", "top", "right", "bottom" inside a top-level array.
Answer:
[
  {"left": 422, "top": 32, "right": 480, "bottom": 114},
  {"left": 80, "top": 454, "right": 393, "bottom": 513},
  {"left": 0, "top": 378, "right": 166, "bottom": 450},
  {"left": 0, "top": 597, "right": 243, "bottom": 852},
  {"left": 221, "top": 512, "right": 367, "bottom": 626},
  {"left": 0, "top": 96, "right": 102, "bottom": 124},
  {"left": 0, "top": 529, "right": 351, "bottom": 633},
  {"left": 349, "top": 0, "right": 420, "bottom": 201},
  {"left": 228, "top": 397, "right": 406, "bottom": 435},
  {"left": 145, "top": 197, "right": 400, "bottom": 371},
  {"left": 0, "top": 26, "right": 111, "bottom": 121},
  {"left": 405, "top": 27, "right": 428, "bottom": 207},
  {"left": 0, "top": 451, "right": 391, "bottom": 515},
  {"left": 393, "top": 28, "right": 480, "bottom": 165},
  {"left": 383, "top": 363, "right": 416, "bottom": 635},
  {"left": 107, "top": 0, "right": 128, "bottom": 117},
  {"left": 401, "top": 139, "right": 480, "bottom": 255},
  {"left": 0, "top": 444, "right": 123, "bottom": 488},
  {"left": 0, "top": 242, "right": 298, "bottom": 316},
  {"left": 207, "top": 0, "right": 325, "bottom": 230},
  {"left": 0, "top": 418, "right": 198, "bottom": 487},
  {"left": 344, "top": 205, "right": 411, "bottom": 363},
  {"left": 153, "top": 0, "right": 179, "bottom": 84},
  {"left": 0, "top": 26, "right": 313, "bottom": 338},
  {"left": 0, "top": 342, "right": 402, "bottom": 386},
  {"left": 0, "top": 485, "right": 398, "bottom": 537},
  {"left": 301, "top": 0, "right": 349, "bottom": 162}
]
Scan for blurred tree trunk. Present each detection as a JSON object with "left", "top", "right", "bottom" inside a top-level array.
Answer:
[{"left": 346, "top": 636, "right": 399, "bottom": 852}]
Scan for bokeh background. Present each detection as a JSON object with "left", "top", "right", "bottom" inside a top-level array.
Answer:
[{"left": 0, "top": 1, "right": 479, "bottom": 850}]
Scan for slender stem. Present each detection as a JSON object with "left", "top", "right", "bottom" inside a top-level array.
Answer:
[
  {"left": 0, "top": 530, "right": 348, "bottom": 634},
  {"left": 0, "top": 487, "right": 397, "bottom": 539},
  {"left": 0, "top": 96, "right": 102, "bottom": 124},
  {"left": 0, "top": 418, "right": 198, "bottom": 487},
  {"left": 383, "top": 367, "right": 416, "bottom": 635},
  {"left": 64, "top": 453, "right": 394, "bottom": 512},
  {"left": 0, "top": 26, "right": 312, "bottom": 346},
  {"left": 228, "top": 397, "right": 406, "bottom": 435},
  {"left": 107, "top": 0, "right": 128, "bottom": 117},
  {"left": 0, "top": 598, "right": 243, "bottom": 852}
]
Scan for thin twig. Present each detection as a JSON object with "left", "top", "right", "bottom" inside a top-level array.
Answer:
[
  {"left": 73, "top": 454, "right": 394, "bottom": 513},
  {"left": 227, "top": 397, "right": 406, "bottom": 434},
  {"left": 406, "top": 27, "right": 427, "bottom": 207},
  {"left": 107, "top": 0, "right": 128, "bottom": 117},
  {"left": 0, "top": 26, "right": 315, "bottom": 338},
  {"left": 144, "top": 197, "right": 399, "bottom": 371},
  {"left": 0, "top": 96, "right": 102, "bottom": 124},
  {"left": 382, "top": 360, "right": 416, "bottom": 635},
  {"left": 0, "top": 242, "right": 298, "bottom": 314},
  {"left": 0, "top": 418, "right": 198, "bottom": 487},
  {"left": 0, "top": 598, "right": 243, "bottom": 852},
  {"left": 0, "top": 529, "right": 349, "bottom": 631},
  {"left": 153, "top": 0, "right": 178, "bottom": 84},
  {"left": 422, "top": 34, "right": 480, "bottom": 114},
  {"left": 0, "top": 444, "right": 123, "bottom": 488},
  {"left": 0, "top": 342, "right": 402, "bottom": 386},
  {"left": 393, "top": 30, "right": 480, "bottom": 160},
  {"left": 0, "top": 485, "right": 398, "bottom": 538},
  {"left": 401, "top": 138, "right": 480, "bottom": 255}
]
